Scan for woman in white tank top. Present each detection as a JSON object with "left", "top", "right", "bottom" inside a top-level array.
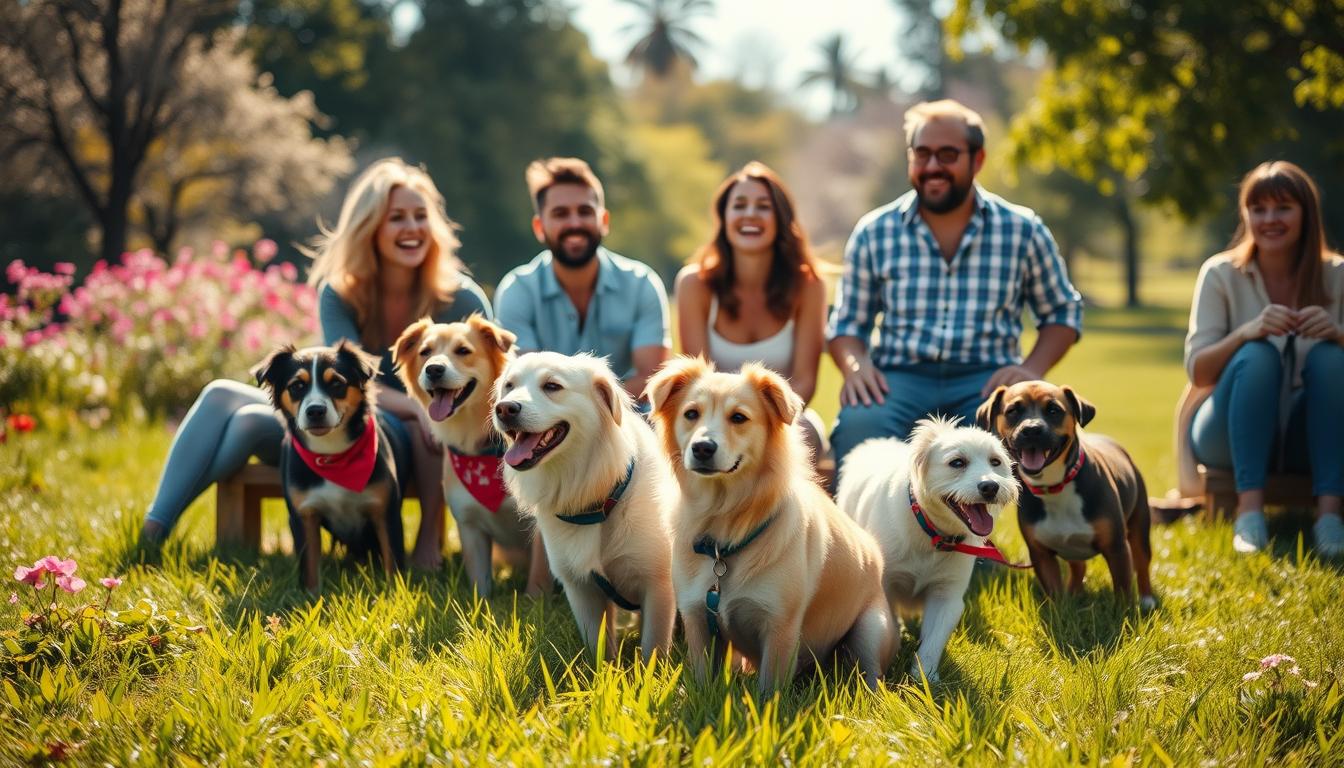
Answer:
[{"left": 674, "top": 162, "right": 829, "bottom": 472}]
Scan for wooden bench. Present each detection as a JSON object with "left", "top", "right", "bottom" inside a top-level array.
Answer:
[
  {"left": 215, "top": 463, "right": 419, "bottom": 551},
  {"left": 1199, "top": 466, "right": 1314, "bottom": 520}
]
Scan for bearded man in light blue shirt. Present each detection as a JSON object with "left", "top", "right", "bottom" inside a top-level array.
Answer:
[{"left": 495, "top": 157, "right": 671, "bottom": 401}]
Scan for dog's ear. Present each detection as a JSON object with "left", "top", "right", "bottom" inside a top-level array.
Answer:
[
  {"left": 743, "top": 363, "right": 802, "bottom": 427},
  {"left": 1062, "top": 386, "right": 1095, "bottom": 428},
  {"left": 644, "top": 356, "right": 709, "bottom": 421},
  {"left": 391, "top": 317, "right": 432, "bottom": 376},
  {"left": 252, "top": 345, "right": 296, "bottom": 406},
  {"left": 975, "top": 386, "right": 1007, "bottom": 432},
  {"left": 907, "top": 418, "right": 940, "bottom": 485},
  {"left": 335, "top": 339, "right": 381, "bottom": 385},
  {"left": 469, "top": 313, "right": 517, "bottom": 356},
  {"left": 592, "top": 370, "right": 627, "bottom": 426}
]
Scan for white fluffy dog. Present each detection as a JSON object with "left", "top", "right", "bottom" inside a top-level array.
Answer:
[
  {"left": 492, "top": 352, "right": 677, "bottom": 661},
  {"left": 837, "top": 417, "right": 1019, "bottom": 683}
]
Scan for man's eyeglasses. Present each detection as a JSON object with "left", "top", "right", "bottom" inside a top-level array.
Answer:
[{"left": 909, "top": 145, "right": 977, "bottom": 166}]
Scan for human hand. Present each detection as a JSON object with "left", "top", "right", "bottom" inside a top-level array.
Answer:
[
  {"left": 1239, "top": 304, "right": 1298, "bottom": 340},
  {"left": 1294, "top": 305, "right": 1339, "bottom": 340},
  {"left": 838, "top": 354, "right": 888, "bottom": 407},
  {"left": 980, "top": 364, "right": 1041, "bottom": 398}
]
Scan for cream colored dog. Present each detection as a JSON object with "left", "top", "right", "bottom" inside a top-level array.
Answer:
[
  {"left": 837, "top": 417, "right": 1019, "bottom": 683},
  {"left": 393, "top": 314, "right": 547, "bottom": 598},
  {"left": 492, "top": 351, "right": 676, "bottom": 660},
  {"left": 647, "top": 357, "right": 895, "bottom": 693}
]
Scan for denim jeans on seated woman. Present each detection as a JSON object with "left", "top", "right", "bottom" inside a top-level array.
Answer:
[{"left": 1191, "top": 339, "right": 1344, "bottom": 495}]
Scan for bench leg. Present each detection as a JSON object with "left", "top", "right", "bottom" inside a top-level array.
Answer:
[
  {"left": 242, "top": 487, "right": 265, "bottom": 551},
  {"left": 217, "top": 477, "right": 246, "bottom": 549}
]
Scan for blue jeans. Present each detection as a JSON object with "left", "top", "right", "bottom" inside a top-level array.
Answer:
[
  {"left": 831, "top": 362, "right": 997, "bottom": 470},
  {"left": 1191, "top": 340, "right": 1344, "bottom": 495}
]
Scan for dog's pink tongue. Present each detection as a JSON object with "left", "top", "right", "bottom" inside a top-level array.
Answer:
[
  {"left": 964, "top": 503, "right": 994, "bottom": 537},
  {"left": 428, "top": 390, "right": 456, "bottom": 421},
  {"left": 504, "top": 432, "right": 543, "bottom": 467},
  {"left": 1019, "top": 448, "right": 1048, "bottom": 474}
]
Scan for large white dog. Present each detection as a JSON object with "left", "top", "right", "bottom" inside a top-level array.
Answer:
[
  {"left": 492, "top": 352, "right": 677, "bottom": 661},
  {"left": 837, "top": 417, "right": 1018, "bottom": 683}
]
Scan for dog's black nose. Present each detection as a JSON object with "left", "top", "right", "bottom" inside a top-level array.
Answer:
[
  {"left": 1019, "top": 422, "right": 1046, "bottom": 438},
  {"left": 978, "top": 480, "right": 1000, "bottom": 500},
  {"left": 495, "top": 401, "right": 521, "bottom": 421},
  {"left": 691, "top": 439, "right": 717, "bottom": 461},
  {"left": 425, "top": 363, "right": 445, "bottom": 380},
  {"left": 305, "top": 403, "right": 327, "bottom": 421}
]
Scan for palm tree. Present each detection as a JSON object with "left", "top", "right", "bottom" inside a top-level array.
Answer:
[
  {"left": 619, "top": 0, "right": 714, "bottom": 79},
  {"left": 800, "top": 34, "right": 864, "bottom": 117}
]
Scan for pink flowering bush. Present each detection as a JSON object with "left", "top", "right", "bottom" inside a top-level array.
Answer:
[
  {"left": 2, "top": 555, "right": 203, "bottom": 674},
  {"left": 1, "top": 240, "right": 317, "bottom": 423}
]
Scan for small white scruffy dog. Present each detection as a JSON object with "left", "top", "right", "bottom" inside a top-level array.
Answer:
[{"left": 837, "top": 416, "right": 1019, "bottom": 683}]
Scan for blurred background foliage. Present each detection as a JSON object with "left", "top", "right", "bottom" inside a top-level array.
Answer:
[{"left": 2, "top": 0, "right": 1341, "bottom": 302}]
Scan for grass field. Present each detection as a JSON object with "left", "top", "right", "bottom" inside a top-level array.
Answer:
[{"left": 4, "top": 266, "right": 1344, "bottom": 765}]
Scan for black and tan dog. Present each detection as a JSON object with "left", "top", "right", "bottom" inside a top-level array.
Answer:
[
  {"left": 977, "top": 381, "right": 1156, "bottom": 609},
  {"left": 255, "top": 341, "right": 405, "bottom": 595}
]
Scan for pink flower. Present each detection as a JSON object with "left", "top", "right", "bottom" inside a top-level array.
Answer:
[
  {"left": 14, "top": 565, "right": 46, "bottom": 588},
  {"left": 176, "top": 246, "right": 194, "bottom": 265},
  {"left": 99, "top": 576, "right": 122, "bottom": 589},
  {"left": 55, "top": 575, "right": 86, "bottom": 594},
  {"left": 1260, "top": 654, "right": 1295, "bottom": 670},
  {"left": 54, "top": 262, "right": 75, "bottom": 276},
  {"left": 22, "top": 331, "right": 41, "bottom": 348},
  {"left": 7, "top": 592, "right": 16, "bottom": 604},
  {"left": 5, "top": 260, "right": 25, "bottom": 284},
  {"left": 36, "top": 556, "right": 76, "bottom": 576},
  {"left": 254, "top": 239, "right": 278, "bottom": 263}
]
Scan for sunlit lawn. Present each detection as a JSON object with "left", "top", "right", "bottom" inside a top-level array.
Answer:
[{"left": 3, "top": 265, "right": 1344, "bottom": 764}]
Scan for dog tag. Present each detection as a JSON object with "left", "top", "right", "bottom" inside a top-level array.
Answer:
[{"left": 713, "top": 559, "right": 727, "bottom": 578}]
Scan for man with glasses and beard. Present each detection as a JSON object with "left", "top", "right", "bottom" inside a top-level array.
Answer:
[
  {"left": 827, "top": 100, "right": 1083, "bottom": 471},
  {"left": 496, "top": 157, "right": 671, "bottom": 401}
]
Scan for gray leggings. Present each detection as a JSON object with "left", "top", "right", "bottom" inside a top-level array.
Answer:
[{"left": 144, "top": 380, "right": 284, "bottom": 531}]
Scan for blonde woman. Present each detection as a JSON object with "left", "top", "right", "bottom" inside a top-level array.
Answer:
[{"left": 141, "top": 158, "right": 490, "bottom": 570}]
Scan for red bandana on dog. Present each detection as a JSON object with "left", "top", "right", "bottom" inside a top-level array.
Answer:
[
  {"left": 290, "top": 414, "right": 379, "bottom": 492},
  {"left": 449, "top": 447, "right": 507, "bottom": 513}
]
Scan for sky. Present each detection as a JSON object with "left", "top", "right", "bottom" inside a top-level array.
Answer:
[{"left": 567, "top": 0, "right": 909, "bottom": 116}]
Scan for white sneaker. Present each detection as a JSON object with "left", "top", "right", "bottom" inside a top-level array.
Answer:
[
  {"left": 1313, "top": 514, "right": 1344, "bottom": 558},
  {"left": 1233, "top": 511, "right": 1268, "bottom": 553}
]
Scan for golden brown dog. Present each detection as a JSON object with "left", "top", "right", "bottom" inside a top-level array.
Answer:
[
  {"left": 647, "top": 357, "right": 895, "bottom": 692},
  {"left": 394, "top": 314, "right": 547, "bottom": 597},
  {"left": 977, "top": 381, "right": 1156, "bottom": 609}
]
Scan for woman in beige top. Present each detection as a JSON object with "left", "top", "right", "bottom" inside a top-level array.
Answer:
[{"left": 1185, "top": 161, "right": 1344, "bottom": 556}]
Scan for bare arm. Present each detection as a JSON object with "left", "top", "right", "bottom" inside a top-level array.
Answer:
[
  {"left": 675, "top": 266, "right": 710, "bottom": 358},
  {"left": 787, "top": 275, "right": 826, "bottom": 405},
  {"left": 627, "top": 344, "right": 671, "bottom": 400},
  {"left": 980, "top": 323, "right": 1079, "bottom": 397},
  {"left": 828, "top": 335, "right": 888, "bottom": 407},
  {"left": 375, "top": 385, "right": 440, "bottom": 451}
]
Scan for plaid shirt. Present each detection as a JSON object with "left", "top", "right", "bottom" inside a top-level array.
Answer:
[{"left": 826, "top": 187, "right": 1083, "bottom": 368}]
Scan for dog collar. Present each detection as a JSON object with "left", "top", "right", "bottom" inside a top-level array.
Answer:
[
  {"left": 290, "top": 414, "right": 379, "bottom": 493},
  {"left": 590, "top": 570, "right": 640, "bottom": 611},
  {"left": 556, "top": 457, "right": 636, "bottom": 526},
  {"left": 907, "top": 487, "right": 1029, "bottom": 569},
  {"left": 448, "top": 439, "right": 507, "bottom": 513},
  {"left": 1022, "top": 444, "right": 1087, "bottom": 496},
  {"left": 692, "top": 515, "right": 777, "bottom": 638}
]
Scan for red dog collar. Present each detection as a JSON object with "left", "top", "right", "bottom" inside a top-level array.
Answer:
[
  {"left": 1022, "top": 444, "right": 1087, "bottom": 496},
  {"left": 907, "top": 487, "right": 1030, "bottom": 569},
  {"left": 290, "top": 414, "right": 379, "bottom": 492}
]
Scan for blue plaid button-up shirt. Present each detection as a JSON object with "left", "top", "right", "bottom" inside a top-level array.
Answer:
[{"left": 826, "top": 187, "right": 1083, "bottom": 368}]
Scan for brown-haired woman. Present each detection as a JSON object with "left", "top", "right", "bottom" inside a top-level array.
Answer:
[
  {"left": 675, "top": 161, "right": 829, "bottom": 468},
  {"left": 1185, "top": 160, "right": 1344, "bottom": 556}
]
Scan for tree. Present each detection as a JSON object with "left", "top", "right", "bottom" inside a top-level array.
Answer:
[
  {"left": 948, "top": 0, "right": 1344, "bottom": 279},
  {"left": 619, "top": 0, "right": 713, "bottom": 80},
  {"left": 0, "top": 0, "right": 235, "bottom": 263},
  {"left": 135, "top": 31, "right": 354, "bottom": 254},
  {"left": 800, "top": 34, "right": 865, "bottom": 117}
]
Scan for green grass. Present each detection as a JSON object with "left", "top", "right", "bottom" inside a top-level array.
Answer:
[{"left": 4, "top": 270, "right": 1344, "bottom": 765}]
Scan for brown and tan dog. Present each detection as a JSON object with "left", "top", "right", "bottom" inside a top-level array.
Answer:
[
  {"left": 976, "top": 381, "right": 1156, "bottom": 610},
  {"left": 647, "top": 357, "right": 895, "bottom": 692}
]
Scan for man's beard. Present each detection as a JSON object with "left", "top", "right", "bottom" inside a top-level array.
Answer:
[
  {"left": 548, "top": 228, "right": 601, "bottom": 268},
  {"left": 915, "top": 171, "right": 973, "bottom": 214}
]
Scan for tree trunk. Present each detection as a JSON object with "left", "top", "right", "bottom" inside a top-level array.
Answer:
[{"left": 1117, "top": 193, "right": 1140, "bottom": 308}]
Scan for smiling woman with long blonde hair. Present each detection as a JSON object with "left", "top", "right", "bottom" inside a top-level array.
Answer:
[{"left": 142, "top": 158, "right": 490, "bottom": 570}]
